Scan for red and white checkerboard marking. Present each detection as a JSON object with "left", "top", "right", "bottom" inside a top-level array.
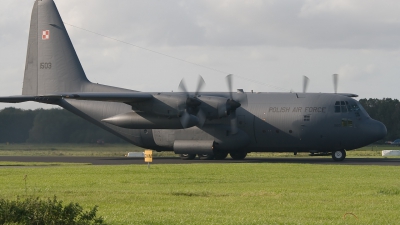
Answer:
[{"left": 42, "top": 30, "right": 50, "bottom": 40}]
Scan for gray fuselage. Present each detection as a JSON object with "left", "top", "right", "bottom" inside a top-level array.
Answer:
[{"left": 56, "top": 89, "right": 386, "bottom": 154}]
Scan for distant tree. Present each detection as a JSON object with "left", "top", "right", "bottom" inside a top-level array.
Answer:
[
  {"left": 0, "top": 108, "right": 35, "bottom": 143},
  {"left": 0, "top": 107, "right": 125, "bottom": 144},
  {"left": 27, "top": 108, "right": 125, "bottom": 143}
]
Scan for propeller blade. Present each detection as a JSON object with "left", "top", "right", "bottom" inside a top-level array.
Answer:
[
  {"left": 180, "top": 111, "right": 190, "bottom": 128},
  {"left": 333, "top": 74, "right": 338, "bottom": 94},
  {"left": 196, "top": 109, "right": 206, "bottom": 127},
  {"left": 303, "top": 75, "right": 309, "bottom": 93},
  {"left": 230, "top": 111, "right": 238, "bottom": 135},
  {"left": 195, "top": 75, "right": 205, "bottom": 96},
  {"left": 178, "top": 78, "right": 189, "bottom": 97},
  {"left": 226, "top": 74, "right": 234, "bottom": 99},
  {"left": 225, "top": 74, "right": 241, "bottom": 134},
  {"left": 180, "top": 110, "right": 199, "bottom": 128}
]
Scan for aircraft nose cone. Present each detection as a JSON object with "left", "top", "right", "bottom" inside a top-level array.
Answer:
[
  {"left": 375, "top": 121, "right": 387, "bottom": 140},
  {"left": 357, "top": 119, "right": 387, "bottom": 146},
  {"left": 367, "top": 120, "right": 387, "bottom": 142}
]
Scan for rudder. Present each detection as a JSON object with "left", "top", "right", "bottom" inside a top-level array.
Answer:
[{"left": 23, "top": 0, "right": 90, "bottom": 96}]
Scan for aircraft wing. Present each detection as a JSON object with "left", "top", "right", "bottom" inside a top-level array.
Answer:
[{"left": 0, "top": 92, "right": 153, "bottom": 103}]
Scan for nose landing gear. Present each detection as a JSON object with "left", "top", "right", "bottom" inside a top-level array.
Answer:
[{"left": 332, "top": 149, "right": 346, "bottom": 161}]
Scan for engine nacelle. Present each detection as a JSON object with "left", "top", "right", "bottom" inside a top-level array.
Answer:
[
  {"left": 102, "top": 111, "right": 198, "bottom": 129},
  {"left": 172, "top": 126, "right": 250, "bottom": 154},
  {"left": 173, "top": 140, "right": 214, "bottom": 154},
  {"left": 130, "top": 94, "right": 187, "bottom": 118},
  {"left": 197, "top": 96, "right": 229, "bottom": 119}
]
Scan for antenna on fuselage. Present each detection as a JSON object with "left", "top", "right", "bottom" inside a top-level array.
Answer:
[
  {"left": 333, "top": 74, "right": 339, "bottom": 94},
  {"left": 303, "top": 76, "right": 309, "bottom": 93}
]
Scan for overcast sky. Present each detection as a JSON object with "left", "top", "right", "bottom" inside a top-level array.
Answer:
[{"left": 1, "top": 0, "right": 399, "bottom": 110}]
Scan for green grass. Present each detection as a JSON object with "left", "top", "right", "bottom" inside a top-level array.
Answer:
[{"left": 1, "top": 163, "right": 400, "bottom": 224}]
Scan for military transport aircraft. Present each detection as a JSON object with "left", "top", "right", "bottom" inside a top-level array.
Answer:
[{"left": 0, "top": 0, "right": 387, "bottom": 161}]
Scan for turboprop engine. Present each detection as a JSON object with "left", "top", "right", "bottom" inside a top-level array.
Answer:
[
  {"left": 102, "top": 75, "right": 242, "bottom": 133},
  {"left": 102, "top": 94, "right": 240, "bottom": 129},
  {"left": 101, "top": 111, "right": 198, "bottom": 129}
]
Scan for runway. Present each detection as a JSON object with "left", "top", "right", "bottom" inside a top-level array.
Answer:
[{"left": 1, "top": 156, "right": 400, "bottom": 166}]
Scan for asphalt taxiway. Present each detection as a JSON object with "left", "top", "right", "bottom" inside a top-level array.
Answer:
[{"left": 1, "top": 156, "right": 400, "bottom": 166}]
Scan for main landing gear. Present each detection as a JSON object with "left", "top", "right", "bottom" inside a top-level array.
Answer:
[
  {"left": 179, "top": 154, "right": 196, "bottom": 160},
  {"left": 230, "top": 152, "right": 247, "bottom": 160},
  {"left": 178, "top": 152, "right": 246, "bottom": 160},
  {"left": 214, "top": 152, "right": 228, "bottom": 160},
  {"left": 332, "top": 149, "right": 346, "bottom": 161},
  {"left": 198, "top": 154, "right": 215, "bottom": 160}
]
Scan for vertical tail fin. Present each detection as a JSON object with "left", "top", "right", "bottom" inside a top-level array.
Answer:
[{"left": 23, "top": 0, "right": 90, "bottom": 96}]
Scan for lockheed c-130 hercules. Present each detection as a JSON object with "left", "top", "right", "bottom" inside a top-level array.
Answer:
[{"left": 0, "top": 0, "right": 387, "bottom": 161}]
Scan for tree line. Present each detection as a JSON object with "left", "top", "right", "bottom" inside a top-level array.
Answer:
[
  {"left": 0, "top": 98, "right": 398, "bottom": 143},
  {"left": 359, "top": 98, "right": 400, "bottom": 141},
  {"left": 0, "top": 107, "right": 124, "bottom": 144}
]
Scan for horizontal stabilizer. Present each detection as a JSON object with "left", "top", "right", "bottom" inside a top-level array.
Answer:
[
  {"left": 58, "top": 92, "right": 153, "bottom": 102},
  {"left": 0, "top": 95, "right": 60, "bottom": 103},
  {"left": 0, "top": 92, "right": 153, "bottom": 104}
]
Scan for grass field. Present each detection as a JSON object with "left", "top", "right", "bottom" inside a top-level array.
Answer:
[{"left": 1, "top": 163, "right": 400, "bottom": 224}]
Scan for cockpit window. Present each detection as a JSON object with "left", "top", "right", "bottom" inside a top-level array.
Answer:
[
  {"left": 335, "top": 101, "right": 350, "bottom": 113},
  {"left": 335, "top": 101, "right": 340, "bottom": 113},
  {"left": 335, "top": 100, "right": 364, "bottom": 117},
  {"left": 340, "top": 101, "right": 348, "bottom": 113},
  {"left": 350, "top": 104, "right": 360, "bottom": 112},
  {"left": 335, "top": 100, "right": 369, "bottom": 118},
  {"left": 356, "top": 102, "right": 370, "bottom": 118}
]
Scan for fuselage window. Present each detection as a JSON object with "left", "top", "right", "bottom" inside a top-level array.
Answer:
[
  {"left": 341, "top": 118, "right": 353, "bottom": 127},
  {"left": 348, "top": 120, "right": 353, "bottom": 127},
  {"left": 341, "top": 118, "right": 347, "bottom": 127},
  {"left": 304, "top": 115, "right": 311, "bottom": 121}
]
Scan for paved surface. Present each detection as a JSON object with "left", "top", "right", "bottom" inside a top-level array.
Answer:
[{"left": 1, "top": 156, "right": 400, "bottom": 166}]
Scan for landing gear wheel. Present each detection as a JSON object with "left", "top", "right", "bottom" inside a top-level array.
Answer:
[
  {"left": 230, "top": 152, "right": 247, "bottom": 160},
  {"left": 179, "top": 154, "right": 196, "bottom": 160},
  {"left": 332, "top": 150, "right": 346, "bottom": 161},
  {"left": 214, "top": 152, "right": 228, "bottom": 160},
  {"left": 198, "top": 154, "right": 214, "bottom": 160}
]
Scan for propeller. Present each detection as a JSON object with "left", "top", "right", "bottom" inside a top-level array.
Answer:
[
  {"left": 333, "top": 74, "right": 338, "bottom": 94},
  {"left": 303, "top": 75, "right": 309, "bottom": 93},
  {"left": 225, "top": 74, "right": 242, "bottom": 135},
  {"left": 178, "top": 75, "right": 206, "bottom": 128}
]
